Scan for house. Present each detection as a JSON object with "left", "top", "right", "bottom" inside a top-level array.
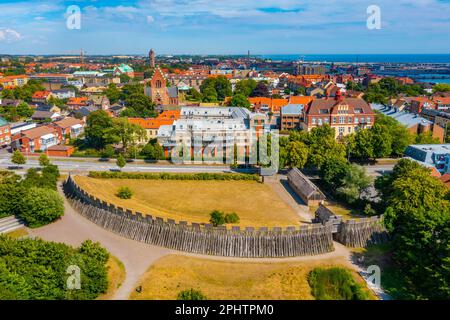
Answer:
[
  {"left": 0, "top": 98, "right": 23, "bottom": 108},
  {"left": 287, "top": 168, "right": 326, "bottom": 206},
  {"left": 372, "top": 104, "right": 444, "bottom": 142},
  {"left": 31, "top": 110, "right": 61, "bottom": 122},
  {"left": 144, "top": 67, "right": 179, "bottom": 106},
  {"left": 280, "top": 104, "right": 304, "bottom": 131},
  {"left": 53, "top": 117, "right": 85, "bottom": 142},
  {"left": 35, "top": 103, "right": 61, "bottom": 114},
  {"left": 88, "top": 95, "right": 110, "bottom": 110},
  {"left": 51, "top": 89, "right": 76, "bottom": 100},
  {"left": 404, "top": 144, "right": 450, "bottom": 174},
  {"left": 128, "top": 110, "right": 180, "bottom": 141},
  {"left": 0, "top": 117, "right": 11, "bottom": 147},
  {"left": 31, "top": 91, "right": 53, "bottom": 103},
  {"left": 0, "top": 75, "right": 28, "bottom": 88},
  {"left": 12, "top": 125, "right": 62, "bottom": 152},
  {"left": 67, "top": 97, "right": 89, "bottom": 110},
  {"left": 248, "top": 97, "right": 289, "bottom": 113},
  {"left": 46, "top": 145, "right": 75, "bottom": 157},
  {"left": 303, "top": 92, "right": 375, "bottom": 139},
  {"left": 113, "top": 64, "right": 134, "bottom": 78},
  {"left": 409, "top": 97, "right": 436, "bottom": 114},
  {"left": 433, "top": 97, "right": 450, "bottom": 111}
]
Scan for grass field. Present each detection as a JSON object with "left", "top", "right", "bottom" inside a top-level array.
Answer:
[
  {"left": 74, "top": 176, "right": 301, "bottom": 227},
  {"left": 97, "top": 255, "right": 126, "bottom": 300},
  {"left": 129, "top": 255, "right": 375, "bottom": 300}
]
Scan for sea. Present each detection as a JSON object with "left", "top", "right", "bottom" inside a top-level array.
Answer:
[
  {"left": 259, "top": 54, "right": 450, "bottom": 64},
  {"left": 259, "top": 54, "right": 450, "bottom": 84}
]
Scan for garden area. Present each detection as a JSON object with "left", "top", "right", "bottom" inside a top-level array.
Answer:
[
  {"left": 73, "top": 174, "right": 301, "bottom": 227},
  {"left": 129, "top": 255, "right": 375, "bottom": 300}
]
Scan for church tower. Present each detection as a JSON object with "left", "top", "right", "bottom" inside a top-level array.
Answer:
[{"left": 149, "top": 49, "right": 155, "bottom": 69}]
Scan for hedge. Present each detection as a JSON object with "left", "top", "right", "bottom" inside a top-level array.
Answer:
[{"left": 88, "top": 171, "right": 260, "bottom": 181}]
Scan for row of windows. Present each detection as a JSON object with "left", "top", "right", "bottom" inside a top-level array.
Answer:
[{"left": 311, "top": 116, "right": 371, "bottom": 125}]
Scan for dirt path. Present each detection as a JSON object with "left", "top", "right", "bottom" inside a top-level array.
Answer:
[
  {"left": 265, "top": 174, "right": 314, "bottom": 223},
  {"left": 29, "top": 185, "right": 172, "bottom": 300}
]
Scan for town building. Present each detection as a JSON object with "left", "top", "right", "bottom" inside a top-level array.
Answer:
[
  {"left": 31, "top": 91, "right": 53, "bottom": 104},
  {"left": 12, "top": 125, "right": 62, "bottom": 153},
  {"left": 157, "top": 106, "right": 269, "bottom": 161},
  {"left": 404, "top": 144, "right": 450, "bottom": 174},
  {"left": 113, "top": 64, "right": 135, "bottom": 78},
  {"left": 280, "top": 104, "right": 304, "bottom": 131},
  {"left": 144, "top": 67, "right": 179, "bottom": 106},
  {"left": 128, "top": 110, "right": 181, "bottom": 142},
  {"left": 53, "top": 117, "right": 85, "bottom": 143},
  {"left": 0, "top": 75, "right": 28, "bottom": 88},
  {"left": 0, "top": 117, "right": 11, "bottom": 148},
  {"left": 51, "top": 89, "right": 76, "bottom": 100},
  {"left": 303, "top": 92, "right": 375, "bottom": 139}
]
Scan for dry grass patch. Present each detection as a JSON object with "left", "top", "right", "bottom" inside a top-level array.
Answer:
[
  {"left": 129, "top": 255, "right": 374, "bottom": 300},
  {"left": 97, "top": 255, "right": 126, "bottom": 300},
  {"left": 4, "top": 228, "right": 28, "bottom": 239},
  {"left": 74, "top": 176, "right": 300, "bottom": 227}
]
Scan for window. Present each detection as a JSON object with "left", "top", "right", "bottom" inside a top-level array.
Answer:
[
  {"left": 318, "top": 118, "right": 323, "bottom": 125},
  {"left": 339, "top": 116, "right": 345, "bottom": 124},
  {"left": 348, "top": 117, "right": 352, "bottom": 123},
  {"left": 367, "top": 116, "right": 371, "bottom": 123},
  {"left": 339, "top": 127, "right": 344, "bottom": 133},
  {"left": 312, "top": 118, "right": 317, "bottom": 124},
  {"left": 333, "top": 117, "right": 337, "bottom": 124},
  {"left": 355, "top": 117, "right": 359, "bottom": 124},
  {"left": 348, "top": 127, "right": 352, "bottom": 133}
]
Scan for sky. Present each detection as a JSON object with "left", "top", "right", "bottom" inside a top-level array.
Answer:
[{"left": 0, "top": 0, "right": 450, "bottom": 55}]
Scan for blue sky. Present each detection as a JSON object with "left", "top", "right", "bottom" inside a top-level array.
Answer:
[{"left": 0, "top": 0, "right": 450, "bottom": 55}]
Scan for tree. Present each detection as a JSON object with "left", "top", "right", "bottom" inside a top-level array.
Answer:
[
  {"left": 377, "top": 159, "right": 450, "bottom": 299},
  {"left": 16, "top": 102, "right": 33, "bottom": 118},
  {"left": 200, "top": 76, "right": 232, "bottom": 101},
  {"left": 140, "top": 140, "right": 163, "bottom": 160},
  {"left": 104, "top": 83, "right": 121, "bottom": 104},
  {"left": 352, "top": 129, "right": 374, "bottom": 160},
  {"left": 85, "top": 110, "right": 115, "bottom": 149},
  {"left": 116, "top": 154, "right": 126, "bottom": 170},
  {"left": 319, "top": 156, "right": 351, "bottom": 189},
  {"left": 250, "top": 81, "right": 270, "bottom": 97},
  {"left": 119, "top": 74, "right": 131, "bottom": 84},
  {"left": 38, "top": 153, "right": 50, "bottom": 167},
  {"left": 20, "top": 187, "right": 64, "bottom": 228},
  {"left": 234, "top": 79, "right": 257, "bottom": 97},
  {"left": 285, "top": 141, "right": 308, "bottom": 168},
  {"left": 11, "top": 150, "right": 26, "bottom": 166},
  {"left": 230, "top": 94, "right": 250, "bottom": 109},
  {"left": 337, "top": 164, "right": 372, "bottom": 205},
  {"left": 122, "top": 92, "right": 156, "bottom": 118},
  {"left": 370, "top": 124, "right": 392, "bottom": 158},
  {"left": 433, "top": 83, "right": 450, "bottom": 93},
  {"left": 209, "top": 210, "right": 226, "bottom": 227},
  {"left": 414, "top": 132, "right": 440, "bottom": 144},
  {"left": 111, "top": 118, "right": 146, "bottom": 153},
  {"left": 307, "top": 125, "right": 346, "bottom": 169}
]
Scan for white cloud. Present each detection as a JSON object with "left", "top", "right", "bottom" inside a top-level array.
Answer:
[
  {"left": 146, "top": 15, "right": 154, "bottom": 24},
  {"left": 0, "top": 28, "right": 22, "bottom": 42}
]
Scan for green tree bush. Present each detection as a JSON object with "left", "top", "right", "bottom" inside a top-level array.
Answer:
[
  {"left": 116, "top": 186, "right": 133, "bottom": 199},
  {"left": 19, "top": 187, "right": 64, "bottom": 228},
  {"left": 11, "top": 150, "right": 26, "bottom": 166},
  {"left": 177, "top": 288, "right": 207, "bottom": 300},
  {"left": 308, "top": 267, "right": 369, "bottom": 300}
]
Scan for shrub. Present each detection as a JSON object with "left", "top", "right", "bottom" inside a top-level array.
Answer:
[
  {"left": 19, "top": 187, "right": 64, "bottom": 228},
  {"left": 224, "top": 212, "right": 240, "bottom": 224},
  {"left": 308, "top": 267, "right": 370, "bottom": 300},
  {"left": 88, "top": 171, "right": 260, "bottom": 181},
  {"left": 177, "top": 288, "right": 207, "bottom": 300},
  {"left": 11, "top": 150, "right": 26, "bottom": 166},
  {"left": 38, "top": 153, "right": 50, "bottom": 167},
  {"left": 0, "top": 237, "right": 109, "bottom": 300},
  {"left": 116, "top": 186, "right": 133, "bottom": 199},
  {"left": 209, "top": 210, "right": 226, "bottom": 227},
  {"left": 209, "top": 210, "right": 240, "bottom": 226}
]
